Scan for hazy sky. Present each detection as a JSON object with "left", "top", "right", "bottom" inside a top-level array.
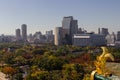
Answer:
[{"left": 0, "top": 0, "right": 120, "bottom": 35}]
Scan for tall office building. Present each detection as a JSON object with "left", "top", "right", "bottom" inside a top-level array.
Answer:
[
  {"left": 71, "top": 20, "right": 78, "bottom": 35},
  {"left": 54, "top": 27, "right": 62, "bottom": 45},
  {"left": 117, "top": 31, "right": 120, "bottom": 41},
  {"left": 21, "top": 24, "right": 27, "bottom": 41},
  {"left": 100, "top": 28, "right": 109, "bottom": 36},
  {"left": 62, "top": 16, "right": 78, "bottom": 44},
  {"left": 15, "top": 28, "right": 21, "bottom": 41},
  {"left": 98, "top": 28, "right": 100, "bottom": 34}
]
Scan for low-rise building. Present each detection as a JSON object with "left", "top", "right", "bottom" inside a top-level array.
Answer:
[{"left": 73, "top": 33, "right": 106, "bottom": 46}]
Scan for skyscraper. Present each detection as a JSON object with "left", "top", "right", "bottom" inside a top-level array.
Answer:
[
  {"left": 62, "top": 16, "right": 78, "bottom": 44},
  {"left": 98, "top": 28, "right": 100, "bottom": 34},
  {"left": 21, "top": 24, "right": 27, "bottom": 41},
  {"left": 16, "top": 28, "right": 21, "bottom": 41},
  {"left": 117, "top": 31, "right": 120, "bottom": 41},
  {"left": 100, "top": 28, "right": 109, "bottom": 36},
  {"left": 54, "top": 27, "right": 62, "bottom": 45}
]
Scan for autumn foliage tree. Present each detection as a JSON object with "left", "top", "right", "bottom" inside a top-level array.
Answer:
[{"left": 2, "top": 66, "right": 16, "bottom": 79}]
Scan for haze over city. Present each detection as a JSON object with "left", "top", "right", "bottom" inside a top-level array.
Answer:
[{"left": 0, "top": 0, "right": 120, "bottom": 35}]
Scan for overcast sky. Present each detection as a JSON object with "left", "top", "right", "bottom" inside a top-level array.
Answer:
[{"left": 0, "top": 0, "right": 120, "bottom": 35}]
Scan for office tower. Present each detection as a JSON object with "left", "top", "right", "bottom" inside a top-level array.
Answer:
[
  {"left": 54, "top": 27, "right": 62, "bottom": 45},
  {"left": 100, "top": 28, "right": 109, "bottom": 36},
  {"left": 71, "top": 20, "right": 78, "bottom": 35},
  {"left": 98, "top": 28, "right": 100, "bottom": 34},
  {"left": 117, "top": 31, "right": 120, "bottom": 41},
  {"left": 21, "top": 24, "right": 27, "bottom": 41},
  {"left": 16, "top": 28, "right": 21, "bottom": 41},
  {"left": 62, "top": 16, "right": 78, "bottom": 44}
]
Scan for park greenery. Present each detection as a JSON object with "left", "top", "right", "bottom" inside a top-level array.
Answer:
[{"left": 0, "top": 43, "right": 120, "bottom": 80}]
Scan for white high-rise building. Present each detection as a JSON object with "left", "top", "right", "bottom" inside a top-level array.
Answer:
[{"left": 54, "top": 27, "right": 62, "bottom": 45}]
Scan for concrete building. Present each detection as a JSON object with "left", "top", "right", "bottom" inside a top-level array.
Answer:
[
  {"left": 46, "top": 30, "right": 53, "bottom": 35},
  {"left": 106, "top": 32, "right": 116, "bottom": 46},
  {"left": 21, "top": 24, "right": 27, "bottom": 41},
  {"left": 15, "top": 28, "right": 21, "bottom": 41},
  {"left": 27, "top": 33, "right": 33, "bottom": 43},
  {"left": 78, "top": 28, "right": 87, "bottom": 34},
  {"left": 115, "top": 31, "right": 120, "bottom": 47},
  {"left": 98, "top": 28, "right": 100, "bottom": 34},
  {"left": 54, "top": 27, "right": 63, "bottom": 45},
  {"left": 115, "top": 41, "right": 120, "bottom": 47},
  {"left": 45, "top": 30, "right": 54, "bottom": 43},
  {"left": 100, "top": 28, "right": 109, "bottom": 36},
  {"left": 0, "top": 34, "right": 14, "bottom": 42},
  {"left": 33, "top": 31, "right": 46, "bottom": 43},
  {"left": 62, "top": 16, "right": 78, "bottom": 44},
  {"left": 73, "top": 33, "right": 106, "bottom": 46},
  {"left": 33, "top": 31, "right": 42, "bottom": 40},
  {"left": 117, "top": 31, "right": 120, "bottom": 41}
]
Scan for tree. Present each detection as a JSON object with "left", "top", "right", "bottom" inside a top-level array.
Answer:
[
  {"left": 56, "top": 46, "right": 69, "bottom": 56},
  {"left": 14, "top": 56, "right": 27, "bottom": 65},
  {"left": 31, "top": 48, "right": 46, "bottom": 55},
  {"left": 62, "top": 64, "right": 84, "bottom": 80},
  {"left": 15, "top": 49, "right": 26, "bottom": 56},
  {"left": 14, "top": 73, "right": 23, "bottom": 80},
  {"left": 26, "top": 70, "right": 50, "bottom": 80},
  {"left": 3, "top": 52, "right": 15, "bottom": 64},
  {"left": 39, "top": 55, "right": 67, "bottom": 71},
  {"left": 2, "top": 67, "right": 16, "bottom": 79}
]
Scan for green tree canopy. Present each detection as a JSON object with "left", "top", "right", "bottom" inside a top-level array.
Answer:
[{"left": 62, "top": 64, "right": 84, "bottom": 80}]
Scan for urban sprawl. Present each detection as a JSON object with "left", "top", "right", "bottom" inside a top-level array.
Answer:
[{"left": 0, "top": 16, "right": 120, "bottom": 47}]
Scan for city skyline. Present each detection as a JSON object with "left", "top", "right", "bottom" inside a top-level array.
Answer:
[{"left": 0, "top": 0, "right": 120, "bottom": 35}]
